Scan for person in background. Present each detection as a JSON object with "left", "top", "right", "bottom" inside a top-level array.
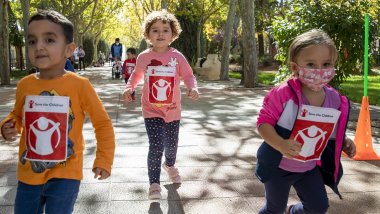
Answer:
[
  {"left": 122, "top": 48, "right": 137, "bottom": 84},
  {"left": 64, "top": 58, "right": 75, "bottom": 72},
  {"left": 98, "top": 51, "right": 105, "bottom": 66},
  {"left": 77, "top": 46, "right": 85, "bottom": 70},
  {"left": 110, "top": 38, "right": 123, "bottom": 61}
]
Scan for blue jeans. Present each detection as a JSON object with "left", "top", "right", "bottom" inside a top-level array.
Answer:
[
  {"left": 144, "top": 118, "right": 180, "bottom": 185},
  {"left": 259, "top": 167, "right": 329, "bottom": 214},
  {"left": 14, "top": 178, "right": 80, "bottom": 214}
]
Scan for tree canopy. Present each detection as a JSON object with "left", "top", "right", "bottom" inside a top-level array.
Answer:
[
  {"left": 1, "top": 0, "right": 379, "bottom": 87},
  {"left": 271, "top": 0, "right": 380, "bottom": 87}
]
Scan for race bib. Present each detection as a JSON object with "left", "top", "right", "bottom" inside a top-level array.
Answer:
[
  {"left": 24, "top": 96, "right": 69, "bottom": 162},
  {"left": 290, "top": 105, "right": 340, "bottom": 162},
  {"left": 125, "top": 63, "right": 135, "bottom": 74},
  {"left": 147, "top": 65, "right": 175, "bottom": 106}
]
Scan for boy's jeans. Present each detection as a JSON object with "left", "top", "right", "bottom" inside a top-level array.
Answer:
[{"left": 14, "top": 178, "right": 80, "bottom": 214}]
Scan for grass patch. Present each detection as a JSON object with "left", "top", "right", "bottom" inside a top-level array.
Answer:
[
  {"left": 229, "top": 71, "right": 241, "bottom": 79},
  {"left": 229, "top": 71, "right": 276, "bottom": 85},
  {"left": 230, "top": 71, "right": 380, "bottom": 106},
  {"left": 340, "top": 75, "right": 380, "bottom": 106}
]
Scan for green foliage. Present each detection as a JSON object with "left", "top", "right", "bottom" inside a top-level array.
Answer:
[
  {"left": 8, "top": 4, "right": 24, "bottom": 47},
  {"left": 229, "top": 54, "right": 241, "bottom": 64},
  {"left": 83, "top": 35, "right": 94, "bottom": 66},
  {"left": 10, "top": 69, "right": 28, "bottom": 80},
  {"left": 138, "top": 39, "right": 148, "bottom": 54},
  {"left": 171, "top": 11, "right": 198, "bottom": 65},
  {"left": 259, "top": 54, "right": 273, "bottom": 66},
  {"left": 255, "top": 0, "right": 279, "bottom": 32},
  {"left": 97, "top": 39, "right": 109, "bottom": 56},
  {"left": 271, "top": 0, "right": 379, "bottom": 88}
]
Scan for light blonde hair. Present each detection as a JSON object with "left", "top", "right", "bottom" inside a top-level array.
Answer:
[
  {"left": 288, "top": 29, "right": 338, "bottom": 64},
  {"left": 142, "top": 10, "right": 182, "bottom": 43}
]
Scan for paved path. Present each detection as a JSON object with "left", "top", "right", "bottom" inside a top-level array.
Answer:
[{"left": 0, "top": 65, "right": 379, "bottom": 214}]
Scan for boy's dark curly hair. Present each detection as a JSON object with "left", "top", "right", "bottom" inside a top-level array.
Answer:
[{"left": 29, "top": 10, "right": 74, "bottom": 43}]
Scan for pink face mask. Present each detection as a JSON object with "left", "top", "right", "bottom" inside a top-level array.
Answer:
[{"left": 297, "top": 67, "right": 336, "bottom": 91}]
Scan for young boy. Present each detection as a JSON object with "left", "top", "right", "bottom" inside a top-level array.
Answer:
[
  {"left": 0, "top": 10, "right": 115, "bottom": 214},
  {"left": 122, "top": 48, "right": 137, "bottom": 84}
]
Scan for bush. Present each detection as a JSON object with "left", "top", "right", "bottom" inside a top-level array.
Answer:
[
  {"left": 83, "top": 35, "right": 94, "bottom": 66},
  {"left": 97, "top": 39, "right": 109, "bottom": 56},
  {"left": 271, "top": 1, "right": 378, "bottom": 88},
  {"left": 229, "top": 54, "right": 242, "bottom": 64},
  {"left": 259, "top": 54, "right": 273, "bottom": 67}
]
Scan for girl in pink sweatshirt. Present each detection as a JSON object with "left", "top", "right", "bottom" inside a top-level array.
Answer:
[{"left": 123, "top": 10, "right": 199, "bottom": 200}]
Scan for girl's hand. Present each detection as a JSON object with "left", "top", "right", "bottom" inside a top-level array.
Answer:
[
  {"left": 188, "top": 89, "right": 199, "bottom": 100},
  {"left": 1, "top": 119, "right": 17, "bottom": 141},
  {"left": 278, "top": 139, "right": 302, "bottom": 158},
  {"left": 123, "top": 88, "right": 134, "bottom": 103},
  {"left": 343, "top": 137, "right": 356, "bottom": 158},
  {"left": 93, "top": 167, "right": 110, "bottom": 180}
]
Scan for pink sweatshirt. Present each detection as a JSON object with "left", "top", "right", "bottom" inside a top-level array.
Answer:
[{"left": 126, "top": 48, "right": 197, "bottom": 122}]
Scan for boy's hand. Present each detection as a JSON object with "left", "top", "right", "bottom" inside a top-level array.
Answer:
[
  {"left": 343, "top": 137, "right": 356, "bottom": 158},
  {"left": 93, "top": 167, "right": 110, "bottom": 180},
  {"left": 123, "top": 88, "right": 134, "bottom": 103},
  {"left": 188, "top": 89, "right": 199, "bottom": 100},
  {"left": 278, "top": 139, "right": 302, "bottom": 158},
  {"left": 1, "top": 119, "right": 17, "bottom": 141}
]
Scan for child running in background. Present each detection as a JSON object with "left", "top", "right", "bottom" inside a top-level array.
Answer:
[
  {"left": 0, "top": 10, "right": 115, "bottom": 214},
  {"left": 255, "top": 29, "right": 356, "bottom": 214},
  {"left": 123, "top": 10, "right": 199, "bottom": 200},
  {"left": 122, "top": 47, "right": 137, "bottom": 84}
]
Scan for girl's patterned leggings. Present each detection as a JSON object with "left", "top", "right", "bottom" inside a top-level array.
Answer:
[{"left": 144, "top": 117, "right": 180, "bottom": 184}]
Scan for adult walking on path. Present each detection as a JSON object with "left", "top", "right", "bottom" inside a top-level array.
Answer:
[
  {"left": 77, "top": 46, "right": 86, "bottom": 71},
  {"left": 0, "top": 66, "right": 380, "bottom": 213},
  {"left": 110, "top": 38, "right": 123, "bottom": 61}
]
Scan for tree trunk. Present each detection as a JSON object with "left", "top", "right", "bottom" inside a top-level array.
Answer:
[
  {"left": 240, "top": 0, "right": 258, "bottom": 88},
  {"left": 0, "top": 0, "right": 10, "bottom": 85},
  {"left": 93, "top": 33, "right": 101, "bottom": 62},
  {"left": 269, "top": 35, "right": 275, "bottom": 57},
  {"left": 16, "top": 45, "right": 23, "bottom": 69},
  {"left": 161, "top": 0, "right": 168, "bottom": 9},
  {"left": 20, "top": 0, "right": 31, "bottom": 69},
  {"left": 93, "top": 40, "right": 98, "bottom": 62},
  {"left": 258, "top": 33, "right": 264, "bottom": 57},
  {"left": 220, "top": 0, "right": 238, "bottom": 80},
  {"left": 239, "top": 41, "right": 244, "bottom": 85},
  {"left": 196, "top": 22, "right": 202, "bottom": 60}
]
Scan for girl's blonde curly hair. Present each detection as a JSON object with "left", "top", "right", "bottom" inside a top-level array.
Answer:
[{"left": 142, "top": 10, "right": 182, "bottom": 43}]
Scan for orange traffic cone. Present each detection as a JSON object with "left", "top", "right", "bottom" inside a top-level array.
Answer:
[{"left": 352, "top": 96, "right": 380, "bottom": 160}]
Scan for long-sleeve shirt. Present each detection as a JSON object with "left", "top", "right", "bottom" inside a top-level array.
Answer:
[
  {"left": 0, "top": 72, "right": 115, "bottom": 185},
  {"left": 126, "top": 48, "right": 197, "bottom": 122}
]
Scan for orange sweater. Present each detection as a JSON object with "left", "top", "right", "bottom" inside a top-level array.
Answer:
[{"left": 0, "top": 72, "right": 115, "bottom": 185}]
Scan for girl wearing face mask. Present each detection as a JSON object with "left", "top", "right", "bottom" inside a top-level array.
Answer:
[{"left": 255, "top": 29, "right": 356, "bottom": 214}]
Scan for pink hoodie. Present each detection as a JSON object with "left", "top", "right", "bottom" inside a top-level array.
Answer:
[{"left": 126, "top": 48, "right": 197, "bottom": 122}]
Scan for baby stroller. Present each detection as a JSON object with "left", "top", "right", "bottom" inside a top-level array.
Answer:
[{"left": 112, "top": 59, "right": 122, "bottom": 79}]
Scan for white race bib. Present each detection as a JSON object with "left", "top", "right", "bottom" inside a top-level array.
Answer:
[
  {"left": 146, "top": 65, "right": 176, "bottom": 106},
  {"left": 24, "top": 96, "right": 69, "bottom": 162},
  {"left": 126, "top": 63, "right": 135, "bottom": 74},
  {"left": 290, "top": 105, "right": 340, "bottom": 162}
]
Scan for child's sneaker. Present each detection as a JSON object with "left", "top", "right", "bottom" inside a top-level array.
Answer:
[
  {"left": 162, "top": 163, "right": 182, "bottom": 183},
  {"left": 148, "top": 183, "right": 162, "bottom": 200}
]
